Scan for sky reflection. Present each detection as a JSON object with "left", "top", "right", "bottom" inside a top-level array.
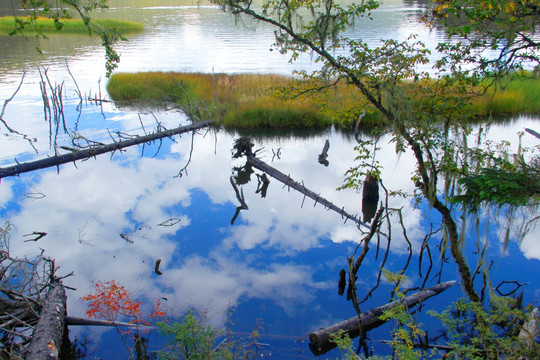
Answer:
[{"left": 1, "top": 0, "right": 539, "bottom": 357}]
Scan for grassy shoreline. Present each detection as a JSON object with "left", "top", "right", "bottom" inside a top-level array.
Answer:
[
  {"left": 106, "top": 72, "right": 540, "bottom": 130},
  {"left": 0, "top": 16, "right": 143, "bottom": 34}
]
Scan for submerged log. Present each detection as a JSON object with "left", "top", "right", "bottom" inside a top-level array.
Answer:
[
  {"left": 247, "top": 155, "right": 371, "bottom": 230},
  {"left": 27, "top": 281, "right": 67, "bottom": 360},
  {"left": 0, "top": 120, "right": 213, "bottom": 179},
  {"left": 309, "top": 281, "right": 456, "bottom": 356}
]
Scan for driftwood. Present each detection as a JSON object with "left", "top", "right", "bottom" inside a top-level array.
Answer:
[
  {"left": 27, "top": 281, "right": 67, "bottom": 360},
  {"left": 525, "top": 128, "right": 540, "bottom": 140},
  {"left": 309, "top": 280, "right": 456, "bottom": 355},
  {"left": 318, "top": 139, "right": 330, "bottom": 166},
  {"left": 247, "top": 155, "right": 371, "bottom": 230},
  {"left": 0, "top": 120, "right": 213, "bottom": 179},
  {"left": 230, "top": 176, "right": 249, "bottom": 209},
  {"left": 255, "top": 173, "right": 270, "bottom": 198},
  {"left": 230, "top": 175, "right": 249, "bottom": 225},
  {"left": 155, "top": 258, "right": 163, "bottom": 275}
]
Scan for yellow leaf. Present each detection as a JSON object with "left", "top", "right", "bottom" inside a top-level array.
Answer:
[{"left": 506, "top": 1, "right": 516, "bottom": 13}]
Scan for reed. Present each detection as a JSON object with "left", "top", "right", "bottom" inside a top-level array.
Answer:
[
  {"left": 106, "top": 72, "right": 540, "bottom": 129},
  {"left": 0, "top": 16, "right": 143, "bottom": 34}
]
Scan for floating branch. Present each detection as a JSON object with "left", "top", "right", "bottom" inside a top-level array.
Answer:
[
  {"left": 230, "top": 176, "right": 249, "bottom": 210},
  {"left": 318, "top": 139, "right": 330, "bottom": 166},
  {"left": 155, "top": 259, "right": 163, "bottom": 275},
  {"left": 247, "top": 155, "right": 370, "bottom": 230},
  {"left": 119, "top": 233, "right": 134, "bottom": 244},
  {"left": 23, "top": 232, "right": 48, "bottom": 242},
  {"left": 525, "top": 128, "right": 540, "bottom": 140},
  {"left": 157, "top": 218, "right": 181, "bottom": 227},
  {"left": 0, "top": 120, "right": 213, "bottom": 179}
]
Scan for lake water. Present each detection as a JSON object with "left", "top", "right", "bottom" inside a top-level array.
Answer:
[{"left": 1, "top": 0, "right": 539, "bottom": 358}]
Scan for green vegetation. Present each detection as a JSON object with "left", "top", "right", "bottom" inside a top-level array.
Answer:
[
  {"left": 330, "top": 272, "right": 539, "bottom": 360},
  {"left": 106, "top": 71, "right": 540, "bottom": 130},
  {"left": 106, "top": 72, "right": 341, "bottom": 129},
  {"left": 0, "top": 16, "right": 143, "bottom": 34},
  {"left": 206, "top": 0, "right": 540, "bottom": 358},
  {"left": 428, "top": 297, "right": 539, "bottom": 360},
  {"left": 157, "top": 310, "right": 260, "bottom": 359},
  {"left": 471, "top": 74, "right": 540, "bottom": 115},
  {"left": 6, "top": 0, "right": 132, "bottom": 75}
]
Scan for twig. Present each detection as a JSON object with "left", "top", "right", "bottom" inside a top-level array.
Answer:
[
  {"left": 23, "top": 232, "right": 47, "bottom": 242},
  {"left": 0, "top": 72, "right": 38, "bottom": 153}
]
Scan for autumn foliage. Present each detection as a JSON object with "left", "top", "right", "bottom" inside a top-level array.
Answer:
[{"left": 81, "top": 280, "right": 165, "bottom": 327}]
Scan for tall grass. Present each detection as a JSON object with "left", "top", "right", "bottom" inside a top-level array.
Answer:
[
  {"left": 0, "top": 16, "right": 143, "bottom": 34},
  {"left": 470, "top": 75, "right": 540, "bottom": 116},
  {"left": 107, "top": 72, "right": 380, "bottom": 129},
  {"left": 106, "top": 72, "right": 540, "bottom": 130}
]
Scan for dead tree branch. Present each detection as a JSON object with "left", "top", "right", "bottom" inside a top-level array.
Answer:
[{"left": 0, "top": 120, "right": 213, "bottom": 179}]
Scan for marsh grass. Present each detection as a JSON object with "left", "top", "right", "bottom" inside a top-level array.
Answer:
[
  {"left": 106, "top": 72, "right": 540, "bottom": 129},
  {"left": 470, "top": 75, "right": 540, "bottom": 116},
  {"left": 0, "top": 16, "right": 143, "bottom": 34}
]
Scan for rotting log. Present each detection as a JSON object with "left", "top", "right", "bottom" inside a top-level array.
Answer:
[
  {"left": 27, "top": 281, "right": 67, "bottom": 360},
  {"left": 0, "top": 120, "right": 213, "bottom": 179},
  {"left": 247, "top": 155, "right": 371, "bottom": 230},
  {"left": 309, "top": 280, "right": 456, "bottom": 356}
]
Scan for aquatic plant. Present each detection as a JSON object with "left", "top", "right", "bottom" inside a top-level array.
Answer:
[
  {"left": 106, "top": 71, "right": 540, "bottom": 130},
  {"left": 0, "top": 16, "right": 143, "bottom": 34},
  {"left": 157, "top": 309, "right": 261, "bottom": 360}
]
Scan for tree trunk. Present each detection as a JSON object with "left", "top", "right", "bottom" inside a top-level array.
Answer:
[
  {"left": 362, "top": 173, "right": 379, "bottom": 223},
  {"left": 308, "top": 281, "right": 456, "bottom": 356},
  {"left": 64, "top": 315, "right": 156, "bottom": 330},
  {"left": 27, "top": 281, "right": 67, "bottom": 360},
  {"left": 0, "top": 120, "right": 212, "bottom": 179}
]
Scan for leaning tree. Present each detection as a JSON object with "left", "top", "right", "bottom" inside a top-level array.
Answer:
[{"left": 211, "top": 0, "right": 540, "bottom": 357}]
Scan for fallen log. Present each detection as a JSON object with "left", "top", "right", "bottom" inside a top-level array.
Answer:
[
  {"left": 65, "top": 315, "right": 156, "bottom": 330},
  {"left": 27, "top": 281, "right": 67, "bottom": 360},
  {"left": 309, "top": 280, "right": 456, "bottom": 355},
  {"left": 247, "top": 155, "right": 371, "bottom": 230},
  {"left": 0, "top": 120, "right": 213, "bottom": 179}
]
